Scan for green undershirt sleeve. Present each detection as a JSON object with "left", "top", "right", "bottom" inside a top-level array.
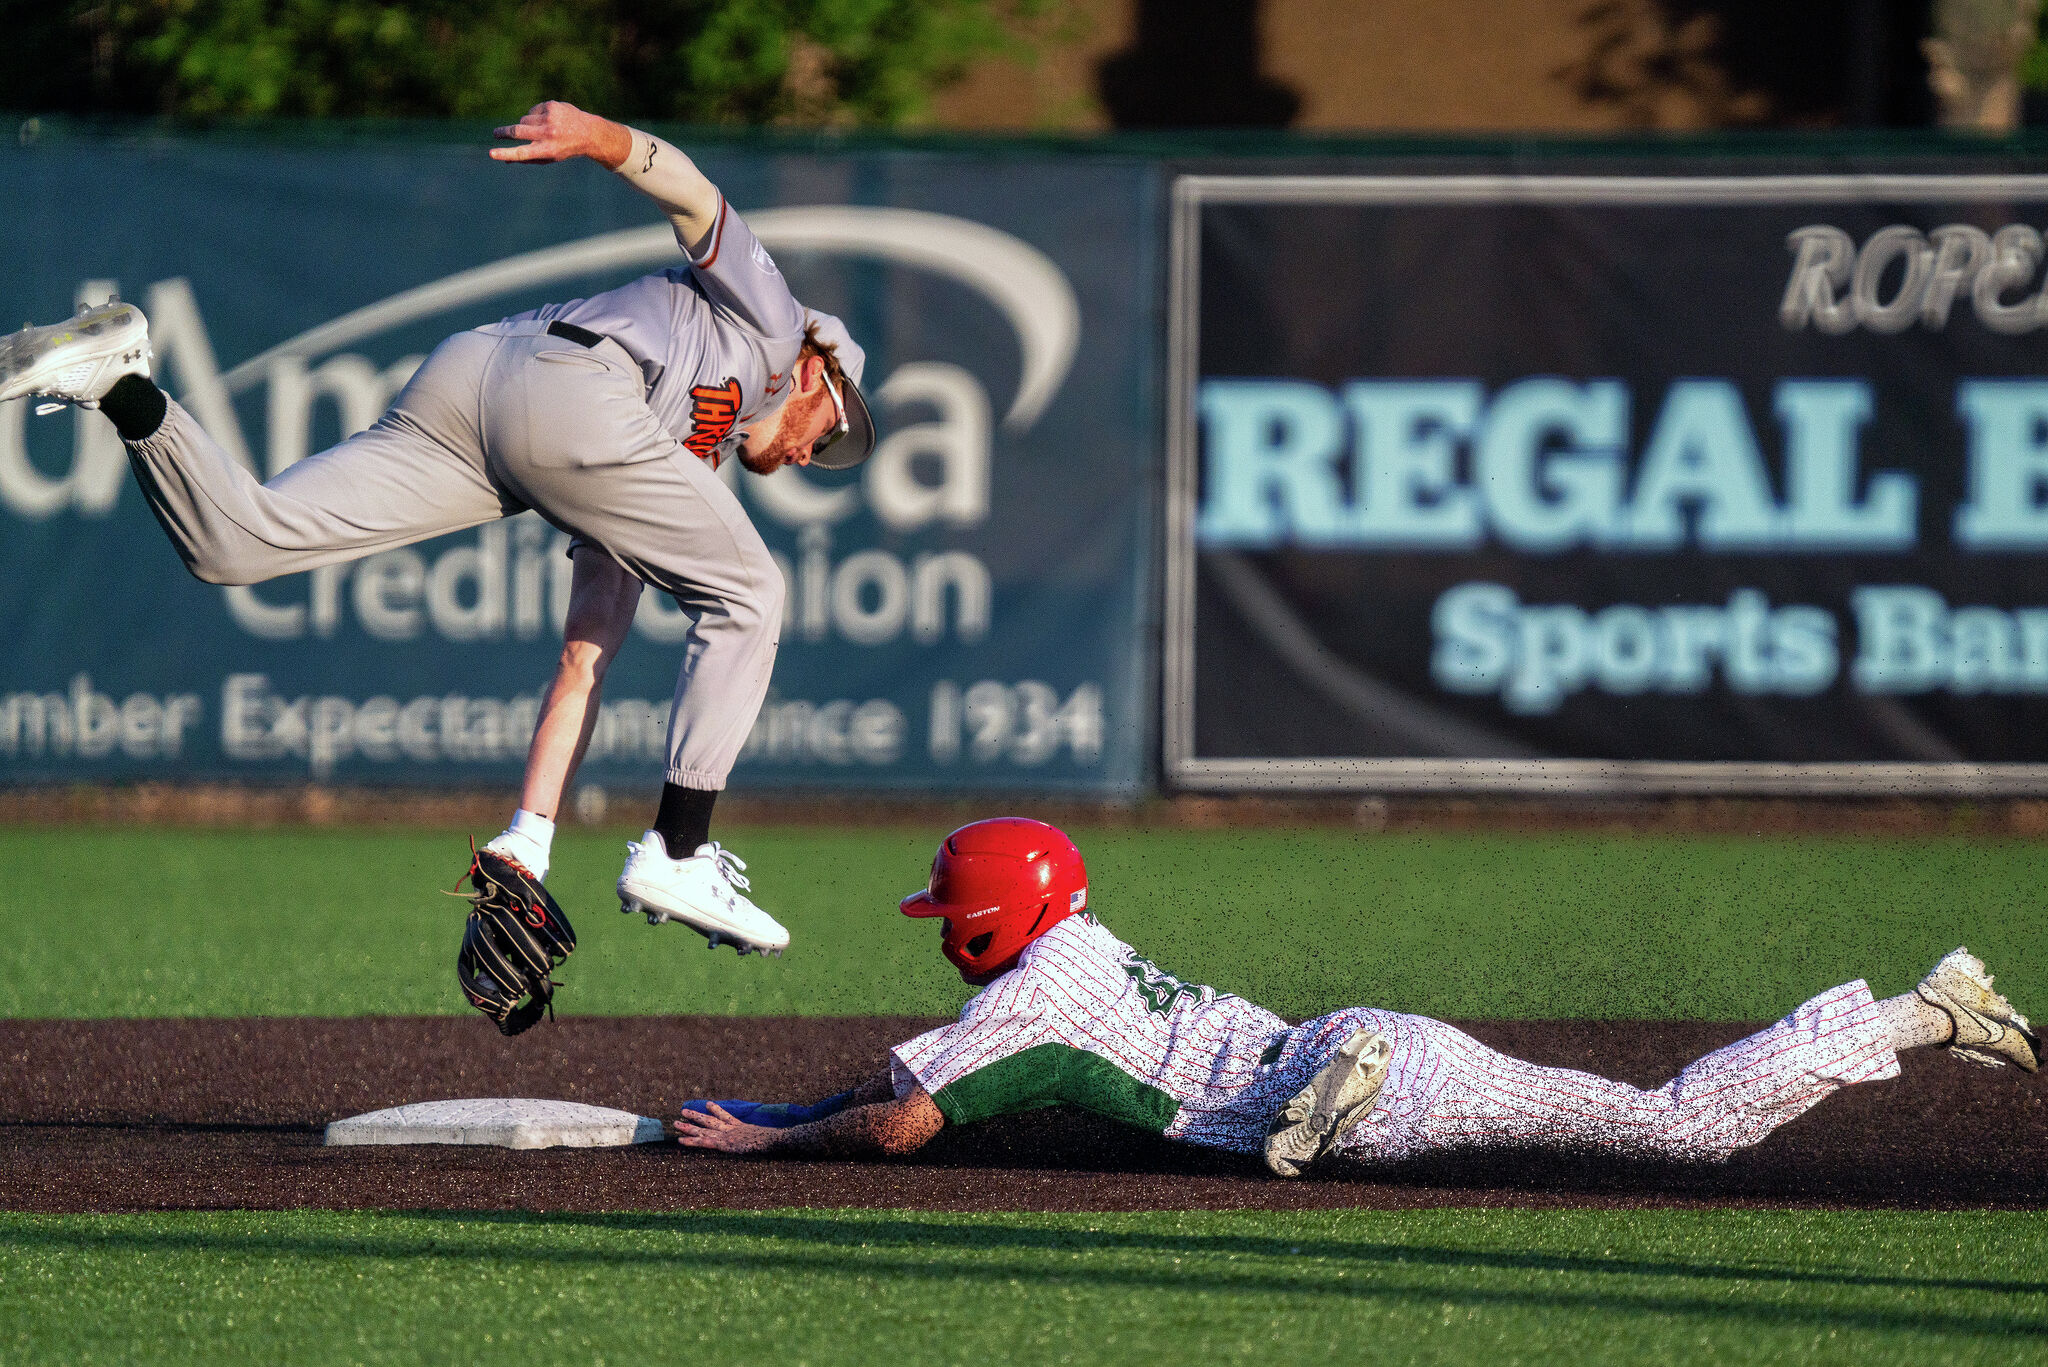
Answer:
[{"left": 931, "top": 1042, "right": 1180, "bottom": 1133}]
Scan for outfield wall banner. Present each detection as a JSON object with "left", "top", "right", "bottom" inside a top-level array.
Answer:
[
  {"left": 1166, "top": 173, "right": 2048, "bottom": 794},
  {"left": 0, "top": 139, "right": 1158, "bottom": 792}
]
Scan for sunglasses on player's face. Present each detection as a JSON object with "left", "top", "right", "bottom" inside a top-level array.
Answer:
[{"left": 811, "top": 369, "right": 850, "bottom": 462}]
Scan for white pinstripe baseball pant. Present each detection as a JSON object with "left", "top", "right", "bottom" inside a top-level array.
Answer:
[{"left": 1322, "top": 980, "right": 1900, "bottom": 1163}]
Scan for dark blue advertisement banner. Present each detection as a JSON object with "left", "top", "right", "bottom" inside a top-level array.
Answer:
[
  {"left": 1167, "top": 172, "right": 2048, "bottom": 793},
  {"left": 0, "top": 136, "right": 1159, "bottom": 793}
]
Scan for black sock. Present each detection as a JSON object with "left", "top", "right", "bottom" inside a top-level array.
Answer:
[
  {"left": 653, "top": 784, "right": 717, "bottom": 859},
  {"left": 100, "top": 374, "right": 167, "bottom": 441}
]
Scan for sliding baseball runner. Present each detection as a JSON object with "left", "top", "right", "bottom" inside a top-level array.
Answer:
[
  {"left": 673, "top": 818, "right": 2038, "bottom": 1176},
  {"left": 0, "top": 100, "right": 879, "bottom": 1033}
]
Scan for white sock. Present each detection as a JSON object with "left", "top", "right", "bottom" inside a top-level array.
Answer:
[
  {"left": 484, "top": 808, "right": 556, "bottom": 882},
  {"left": 1877, "top": 991, "right": 1954, "bottom": 1051}
]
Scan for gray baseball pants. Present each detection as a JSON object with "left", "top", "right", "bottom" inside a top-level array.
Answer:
[{"left": 124, "top": 321, "right": 784, "bottom": 790}]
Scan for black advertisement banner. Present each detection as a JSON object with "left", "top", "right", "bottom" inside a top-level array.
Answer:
[{"left": 1166, "top": 174, "right": 2048, "bottom": 792}]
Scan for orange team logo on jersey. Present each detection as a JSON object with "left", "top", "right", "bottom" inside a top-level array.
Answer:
[{"left": 684, "top": 378, "right": 743, "bottom": 466}]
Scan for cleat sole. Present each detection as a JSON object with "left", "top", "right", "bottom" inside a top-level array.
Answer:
[{"left": 623, "top": 900, "right": 787, "bottom": 957}]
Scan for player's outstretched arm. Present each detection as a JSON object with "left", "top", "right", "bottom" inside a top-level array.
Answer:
[
  {"left": 491, "top": 100, "right": 722, "bottom": 252},
  {"left": 672, "top": 1080, "right": 946, "bottom": 1159}
]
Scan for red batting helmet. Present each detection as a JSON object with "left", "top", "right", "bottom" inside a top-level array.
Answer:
[{"left": 900, "top": 818, "right": 1088, "bottom": 981}]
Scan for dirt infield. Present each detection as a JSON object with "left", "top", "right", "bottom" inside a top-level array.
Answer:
[{"left": 4, "top": 1016, "right": 2043, "bottom": 1213}]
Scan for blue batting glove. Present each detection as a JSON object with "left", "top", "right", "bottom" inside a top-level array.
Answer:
[{"left": 680, "top": 1091, "right": 858, "bottom": 1129}]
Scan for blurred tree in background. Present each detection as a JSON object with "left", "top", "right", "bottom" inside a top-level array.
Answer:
[
  {"left": 0, "top": 0, "right": 1042, "bottom": 124},
  {"left": 2022, "top": 1, "right": 2048, "bottom": 102}
]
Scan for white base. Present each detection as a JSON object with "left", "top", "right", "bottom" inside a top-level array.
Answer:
[{"left": 323, "top": 1098, "right": 667, "bottom": 1150}]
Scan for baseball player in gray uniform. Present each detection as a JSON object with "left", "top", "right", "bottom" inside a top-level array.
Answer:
[
  {"left": 0, "top": 100, "right": 875, "bottom": 970},
  {"left": 673, "top": 819, "right": 2039, "bottom": 1177}
]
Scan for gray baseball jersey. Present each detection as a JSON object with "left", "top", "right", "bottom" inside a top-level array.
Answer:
[
  {"left": 120, "top": 195, "right": 819, "bottom": 791},
  {"left": 890, "top": 915, "right": 1901, "bottom": 1161},
  {"left": 508, "top": 197, "right": 805, "bottom": 471}
]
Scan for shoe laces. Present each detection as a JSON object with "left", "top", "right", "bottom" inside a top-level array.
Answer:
[{"left": 703, "top": 841, "right": 750, "bottom": 892}]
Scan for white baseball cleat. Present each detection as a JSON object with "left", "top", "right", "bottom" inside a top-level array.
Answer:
[
  {"left": 0, "top": 301, "right": 153, "bottom": 414},
  {"left": 1263, "top": 1027, "right": 1392, "bottom": 1178},
  {"left": 617, "top": 832, "right": 789, "bottom": 957},
  {"left": 1916, "top": 946, "right": 2040, "bottom": 1072}
]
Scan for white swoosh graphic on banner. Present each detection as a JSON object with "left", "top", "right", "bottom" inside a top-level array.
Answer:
[
  {"left": 215, "top": 207, "right": 1078, "bottom": 430},
  {"left": 752, "top": 207, "right": 1078, "bottom": 429}
]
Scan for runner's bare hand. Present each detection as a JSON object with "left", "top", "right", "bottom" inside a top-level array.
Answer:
[{"left": 672, "top": 1103, "right": 779, "bottom": 1154}]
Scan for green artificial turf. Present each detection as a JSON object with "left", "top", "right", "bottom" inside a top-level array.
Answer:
[
  {"left": 1, "top": 1208, "right": 2042, "bottom": 1366},
  {"left": 1, "top": 825, "right": 2042, "bottom": 1020}
]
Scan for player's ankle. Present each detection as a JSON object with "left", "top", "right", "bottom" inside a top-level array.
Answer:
[
  {"left": 652, "top": 783, "right": 716, "bottom": 859},
  {"left": 100, "top": 374, "right": 167, "bottom": 441},
  {"left": 1877, "top": 991, "right": 1954, "bottom": 1050},
  {"left": 487, "top": 810, "right": 556, "bottom": 882}
]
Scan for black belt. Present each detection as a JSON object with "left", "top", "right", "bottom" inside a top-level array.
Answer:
[{"left": 545, "top": 320, "right": 605, "bottom": 348}]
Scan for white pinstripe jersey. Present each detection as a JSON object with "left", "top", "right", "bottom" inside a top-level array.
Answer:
[
  {"left": 889, "top": 919, "right": 1902, "bottom": 1163},
  {"left": 889, "top": 915, "right": 1293, "bottom": 1145}
]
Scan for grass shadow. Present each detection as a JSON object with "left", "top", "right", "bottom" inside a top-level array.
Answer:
[{"left": 4, "top": 1209, "right": 2044, "bottom": 1340}]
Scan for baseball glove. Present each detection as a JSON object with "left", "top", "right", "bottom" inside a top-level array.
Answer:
[{"left": 452, "top": 845, "right": 577, "bottom": 1035}]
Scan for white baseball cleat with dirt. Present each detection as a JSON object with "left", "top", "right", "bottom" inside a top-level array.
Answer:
[
  {"left": 1916, "top": 946, "right": 2039, "bottom": 1071},
  {"left": 0, "top": 301, "right": 153, "bottom": 413},
  {"left": 1264, "top": 1026, "right": 1392, "bottom": 1178},
  {"left": 617, "top": 833, "right": 789, "bottom": 957}
]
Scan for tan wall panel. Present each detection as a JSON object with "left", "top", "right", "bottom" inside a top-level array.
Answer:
[
  {"left": 928, "top": 0, "right": 1779, "bottom": 132},
  {"left": 1267, "top": 0, "right": 1749, "bottom": 131},
  {"left": 927, "top": 3, "right": 1131, "bottom": 130}
]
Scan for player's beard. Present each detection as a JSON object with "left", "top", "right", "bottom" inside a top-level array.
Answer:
[{"left": 737, "top": 385, "right": 830, "bottom": 475}]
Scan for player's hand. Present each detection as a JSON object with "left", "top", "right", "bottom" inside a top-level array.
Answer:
[
  {"left": 671, "top": 1102, "right": 779, "bottom": 1154},
  {"left": 490, "top": 101, "right": 630, "bottom": 168}
]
